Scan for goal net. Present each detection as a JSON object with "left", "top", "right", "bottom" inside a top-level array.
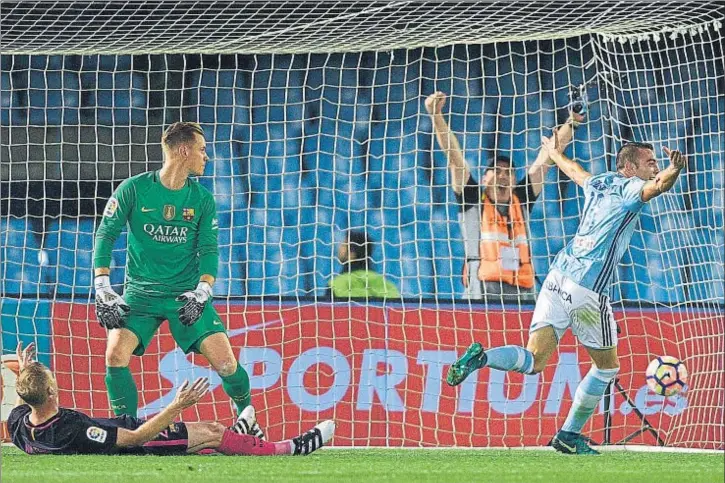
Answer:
[{"left": 1, "top": 1, "right": 723, "bottom": 450}]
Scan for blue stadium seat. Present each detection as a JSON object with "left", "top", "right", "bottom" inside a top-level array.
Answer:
[
  {"left": 638, "top": 232, "right": 687, "bottom": 304},
  {"left": 210, "top": 176, "right": 248, "bottom": 215},
  {"left": 407, "top": 224, "right": 435, "bottom": 297},
  {"left": 213, "top": 261, "right": 240, "bottom": 297},
  {"left": 91, "top": 72, "right": 145, "bottom": 125},
  {"left": 682, "top": 229, "right": 725, "bottom": 302},
  {"left": 430, "top": 217, "right": 461, "bottom": 297},
  {"left": 27, "top": 70, "right": 63, "bottom": 125},
  {"left": 29, "top": 55, "right": 62, "bottom": 71},
  {"left": 529, "top": 216, "right": 551, "bottom": 264},
  {"left": 308, "top": 209, "right": 337, "bottom": 294},
  {"left": 273, "top": 227, "right": 303, "bottom": 295},
  {"left": 1, "top": 297, "right": 53, "bottom": 366},
  {"left": 207, "top": 141, "right": 233, "bottom": 175},
  {"left": 297, "top": 221, "right": 317, "bottom": 260},
  {"left": 0, "top": 217, "right": 45, "bottom": 296},
  {"left": 377, "top": 228, "right": 402, "bottom": 291},
  {"left": 46, "top": 218, "right": 96, "bottom": 296},
  {"left": 216, "top": 219, "right": 246, "bottom": 297},
  {"left": 93, "top": 55, "right": 131, "bottom": 72},
  {"left": 0, "top": 72, "right": 21, "bottom": 125},
  {"left": 103, "top": 229, "right": 128, "bottom": 291}
]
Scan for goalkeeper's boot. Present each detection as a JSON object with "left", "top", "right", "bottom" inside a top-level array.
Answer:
[
  {"left": 291, "top": 420, "right": 335, "bottom": 456},
  {"left": 552, "top": 430, "right": 600, "bottom": 455},
  {"left": 231, "top": 405, "right": 266, "bottom": 441},
  {"left": 447, "top": 342, "right": 487, "bottom": 386}
]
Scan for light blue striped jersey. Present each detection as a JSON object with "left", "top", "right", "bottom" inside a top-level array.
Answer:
[{"left": 552, "top": 172, "right": 647, "bottom": 294}]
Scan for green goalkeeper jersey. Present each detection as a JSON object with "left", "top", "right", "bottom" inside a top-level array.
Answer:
[{"left": 94, "top": 171, "right": 219, "bottom": 298}]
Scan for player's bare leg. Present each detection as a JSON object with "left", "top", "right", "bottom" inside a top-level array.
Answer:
[
  {"left": 185, "top": 420, "right": 335, "bottom": 456},
  {"left": 199, "top": 333, "right": 252, "bottom": 415},
  {"left": 105, "top": 328, "right": 140, "bottom": 416},
  {"left": 586, "top": 346, "right": 620, "bottom": 370},
  {"left": 447, "top": 326, "right": 558, "bottom": 386},
  {"left": 186, "top": 422, "right": 227, "bottom": 453},
  {"left": 552, "top": 346, "right": 619, "bottom": 455},
  {"left": 526, "top": 326, "right": 559, "bottom": 374}
]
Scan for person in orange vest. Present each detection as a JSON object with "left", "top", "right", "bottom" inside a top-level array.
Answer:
[{"left": 425, "top": 90, "right": 587, "bottom": 301}]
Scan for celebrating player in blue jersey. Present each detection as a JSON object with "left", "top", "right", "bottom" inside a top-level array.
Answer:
[{"left": 447, "top": 128, "right": 687, "bottom": 454}]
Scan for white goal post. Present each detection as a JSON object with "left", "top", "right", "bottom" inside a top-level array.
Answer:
[{"left": 1, "top": 1, "right": 723, "bottom": 450}]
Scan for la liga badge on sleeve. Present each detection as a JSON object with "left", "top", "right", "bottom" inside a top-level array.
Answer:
[{"left": 86, "top": 426, "right": 108, "bottom": 443}]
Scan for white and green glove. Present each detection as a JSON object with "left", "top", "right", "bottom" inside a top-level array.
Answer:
[
  {"left": 176, "top": 281, "right": 213, "bottom": 326},
  {"left": 94, "top": 275, "right": 130, "bottom": 329}
]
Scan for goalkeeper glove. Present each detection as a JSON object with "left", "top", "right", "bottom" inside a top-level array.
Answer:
[
  {"left": 176, "top": 281, "right": 213, "bottom": 326},
  {"left": 94, "top": 275, "right": 130, "bottom": 330}
]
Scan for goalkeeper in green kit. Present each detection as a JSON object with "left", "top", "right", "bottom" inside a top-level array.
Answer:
[{"left": 93, "top": 122, "right": 254, "bottom": 427}]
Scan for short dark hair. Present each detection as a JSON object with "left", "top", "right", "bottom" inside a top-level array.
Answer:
[
  {"left": 16, "top": 362, "right": 53, "bottom": 406},
  {"left": 616, "top": 142, "right": 654, "bottom": 170},
  {"left": 486, "top": 155, "right": 513, "bottom": 171},
  {"left": 347, "top": 231, "right": 373, "bottom": 261},
  {"left": 162, "top": 122, "right": 205, "bottom": 149}
]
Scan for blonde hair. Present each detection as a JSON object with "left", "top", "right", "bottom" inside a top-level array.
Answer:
[
  {"left": 161, "top": 122, "right": 205, "bottom": 150},
  {"left": 16, "top": 362, "right": 54, "bottom": 406}
]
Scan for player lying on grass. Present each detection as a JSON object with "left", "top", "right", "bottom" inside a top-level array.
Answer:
[
  {"left": 8, "top": 342, "right": 334, "bottom": 456},
  {"left": 447, "top": 132, "right": 686, "bottom": 454}
]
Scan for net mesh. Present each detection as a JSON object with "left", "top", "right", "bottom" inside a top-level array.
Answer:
[
  {"left": 1, "top": 1, "right": 723, "bottom": 449},
  {"left": 0, "top": 0, "right": 723, "bottom": 54}
]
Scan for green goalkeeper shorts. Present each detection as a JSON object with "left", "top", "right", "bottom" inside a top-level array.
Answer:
[{"left": 123, "top": 293, "right": 227, "bottom": 356}]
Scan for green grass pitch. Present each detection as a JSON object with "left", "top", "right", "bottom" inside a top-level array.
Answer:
[{"left": 2, "top": 446, "right": 723, "bottom": 483}]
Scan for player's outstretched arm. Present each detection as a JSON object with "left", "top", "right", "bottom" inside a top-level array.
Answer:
[
  {"left": 425, "top": 91, "right": 471, "bottom": 195},
  {"left": 541, "top": 130, "right": 592, "bottom": 188},
  {"left": 115, "top": 377, "right": 210, "bottom": 448},
  {"left": 640, "top": 147, "right": 686, "bottom": 202},
  {"left": 528, "top": 111, "right": 586, "bottom": 197}
]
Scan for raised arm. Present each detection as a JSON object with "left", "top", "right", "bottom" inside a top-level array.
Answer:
[
  {"left": 115, "top": 378, "right": 209, "bottom": 448},
  {"left": 640, "top": 147, "right": 686, "bottom": 202},
  {"left": 425, "top": 91, "right": 471, "bottom": 195},
  {"left": 528, "top": 112, "right": 586, "bottom": 197},
  {"left": 13, "top": 341, "right": 35, "bottom": 408},
  {"left": 541, "top": 131, "right": 592, "bottom": 188}
]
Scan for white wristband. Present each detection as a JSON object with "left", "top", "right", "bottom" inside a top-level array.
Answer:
[
  {"left": 197, "top": 281, "right": 213, "bottom": 297},
  {"left": 94, "top": 275, "right": 111, "bottom": 291}
]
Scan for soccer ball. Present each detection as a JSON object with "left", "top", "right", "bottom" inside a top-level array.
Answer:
[{"left": 646, "top": 356, "right": 688, "bottom": 396}]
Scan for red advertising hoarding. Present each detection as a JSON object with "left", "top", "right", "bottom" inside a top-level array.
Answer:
[{"left": 52, "top": 302, "right": 724, "bottom": 448}]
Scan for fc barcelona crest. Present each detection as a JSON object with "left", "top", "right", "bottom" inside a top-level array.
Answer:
[
  {"left": 183, "top": 208, "right": 195, "bottom": 221},
  {"left": 163, "top": 204, "right": 176, "bottom": 221}
]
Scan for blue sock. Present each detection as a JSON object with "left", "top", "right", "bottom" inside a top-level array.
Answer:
[
  {"left": 561, "top": 366, "right": 619, "bottom": 434},
  {"left": 484, "top": 345, "right": 535, "bottom": 374}
]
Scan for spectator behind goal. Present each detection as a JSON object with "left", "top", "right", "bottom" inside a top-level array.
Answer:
[
  {"left": 424, "top": 91, "right": 587, "bottom": 302},
  {"left": 328, "top": 231, "right": 400, "bottom": 299}
]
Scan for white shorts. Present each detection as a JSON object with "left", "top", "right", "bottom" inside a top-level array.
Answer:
[{"left": 530, "top": 270, "right": 617, "bottom": 349}]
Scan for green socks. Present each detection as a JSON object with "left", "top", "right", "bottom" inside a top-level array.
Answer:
[
  {"left": 105, "top": 366, "right": 138, "bottom": 417},
  {"left": 106, "top": 364, "right": 249, "bottom": 416},
  {"left": 221, "top": 363, "right": 251, "bottom": 413}
]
